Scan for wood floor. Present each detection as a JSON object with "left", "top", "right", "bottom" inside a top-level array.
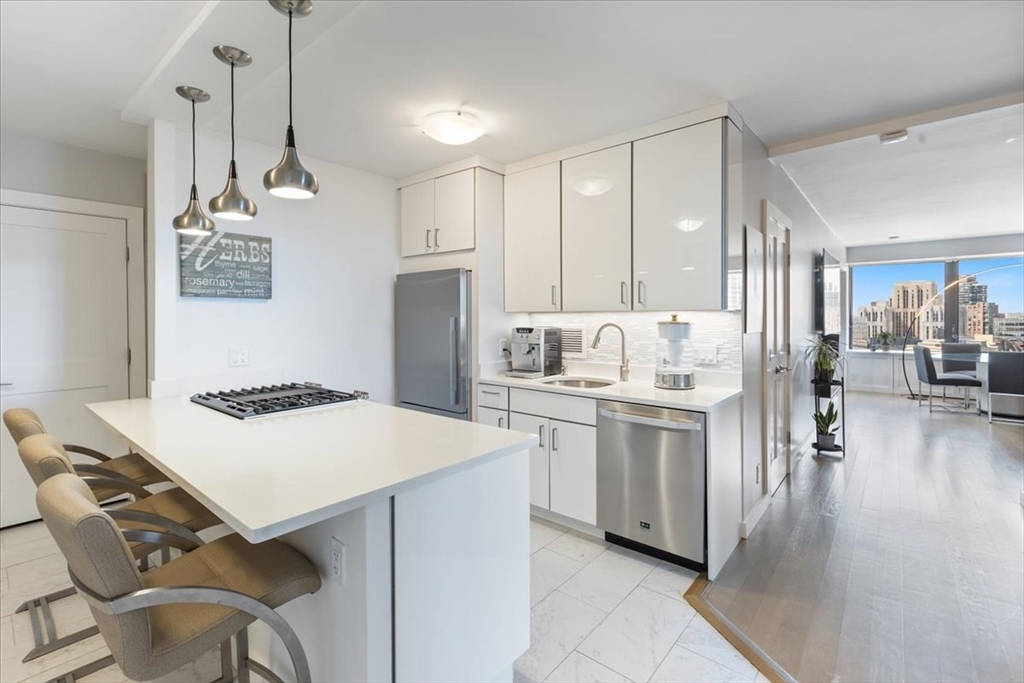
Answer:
[{"left": 705, "top": 391, "right": 1024, "bottom": 683}]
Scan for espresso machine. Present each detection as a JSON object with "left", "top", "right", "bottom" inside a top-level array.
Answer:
[{"left": 507, "top": 327, "right": 562, "bottom": 379}]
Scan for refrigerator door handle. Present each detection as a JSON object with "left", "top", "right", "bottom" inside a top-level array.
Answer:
[{"left": 449, "top": 316, "right": 458, "bottom": 406}]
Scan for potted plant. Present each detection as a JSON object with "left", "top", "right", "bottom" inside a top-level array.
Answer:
[
  {"left": 877, "top": 330, "right": 895, "bottom": 352},
  {"left": 804, "top": 334, "right": 842, "bottom": 396},
  {"left": 813, "top": 401, "right": 839, "bottom": 449}
]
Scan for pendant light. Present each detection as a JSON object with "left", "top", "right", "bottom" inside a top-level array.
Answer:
[
  {"left": 209, "top": 46, "right": 257, "bottom": 220},
  {"left": 263, "top": 0, "right": 319, "bottom": 199},
  {"left": 173, "top": 86, "right": 216, "bottom": 236}
]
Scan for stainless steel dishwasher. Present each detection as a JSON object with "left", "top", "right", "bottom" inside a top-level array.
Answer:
[{"left": 596, "top": 400, "right": 706, "bottom": 565}]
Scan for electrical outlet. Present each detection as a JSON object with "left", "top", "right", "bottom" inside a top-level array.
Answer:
[
  {"left": 228, "top": 348, "right": 249, "bottom": 367},
  {"left": 499, "top": 338, "right": 509, "bottom": 356},
  {"left": 330, "top": 537, "right": 346, "bottom": 586}
]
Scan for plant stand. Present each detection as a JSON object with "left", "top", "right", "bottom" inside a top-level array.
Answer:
[{"left": 812, "top": 375, "right": 846, "bottom": 457}]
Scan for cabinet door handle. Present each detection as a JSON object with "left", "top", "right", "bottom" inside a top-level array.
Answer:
[
  {"left": 425, "top": 229, "right": 432, "bottom": 250},
  {"left": 434, "top": 228, "right": 440, "bottom": 250},
  {"left": 620, "top": 281, "right": 628, "bottom": 306},
  {"left": 538, "top": 424, "right": 545, "bottom": 448},
  {"left": 551, "top": 285, "right": 557, "bottom": 307},
  {"left": 481, "top": 390, "right": 501, "bottom": 396},
  {"left": 551, "top": 427, "right": 559, "bottom": 452},
  {"left": 498, "top": 416, "right": 504, "bottom": 428},
  {"left": 637, "top": 280, "right": 646, "bottom": 306}
]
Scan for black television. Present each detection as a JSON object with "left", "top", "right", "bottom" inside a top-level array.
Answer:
[{"left": 814, "top": 249, "right": 841, "bottom": 337}]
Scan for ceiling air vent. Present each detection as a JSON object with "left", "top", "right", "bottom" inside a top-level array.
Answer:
[{"left": 559, "top": 326, "right": 587, "bottom": 359}]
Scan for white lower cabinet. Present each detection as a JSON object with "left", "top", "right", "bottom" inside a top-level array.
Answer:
[
  {"left": 510, "top": 412, "right": 550, "bottom": 509},
  {"left": 476, "top": 406, "right": 508, "bottom": 429},
  {"left": 547, "top": 419, "right": 597, "bottom": 525}
]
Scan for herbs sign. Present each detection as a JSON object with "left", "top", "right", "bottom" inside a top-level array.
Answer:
[{"left": 179, "top": 232, "right": 272, "bottom": 299}]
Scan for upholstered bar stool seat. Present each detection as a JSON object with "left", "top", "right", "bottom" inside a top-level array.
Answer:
[
  {"left": 37, "top": 475, "right": 322, "bottom": 682},
  {"left": 3, "top": 407, "right": 169, "bottom": 487}
]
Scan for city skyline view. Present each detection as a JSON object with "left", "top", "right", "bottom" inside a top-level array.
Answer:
[{"left": 853, "top": 257, "right": 1024, "bottom": 312}]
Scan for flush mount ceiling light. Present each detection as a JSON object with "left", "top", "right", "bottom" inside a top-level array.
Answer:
[
  {"left": 888, "top": 235, "right": 900, "bottom": 240},
  {"left": 172, "top": 86, "right": 216, "bottom": 236},
  {"left": 209, "top": 45, "right": 257, "bottom": 220},
  {"left": 879, "top": 129, "right": 909, "bottom": 145},
  {"left": 572, "top": 176, "right": 614, "bottom": 197},
  {"left": 674, "top": 218, "right": 707, "bottom": 232},
  {"left": 264, "top": 0, "right": 319, "bottom": 199},
  {"left": 421, "top": 111, "right": 486, "bottom": 145},
  {"left": 1007, "top": 137, "right": 1020, "bottom": 144}
]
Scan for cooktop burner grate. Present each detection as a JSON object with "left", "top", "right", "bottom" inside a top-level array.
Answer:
[{"left": 190, "top": 383, "right": 358, "bottom": 419}]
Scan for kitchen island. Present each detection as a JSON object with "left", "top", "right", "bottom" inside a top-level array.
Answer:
[{"left": 86, "top": 396, "right": 537, "bottom": 683}]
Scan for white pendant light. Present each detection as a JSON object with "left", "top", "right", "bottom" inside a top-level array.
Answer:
[
  {"left": 421, "top": 111, "right": 486, "bottom": 145},
  {"left": 263, "top": 0, "right": 319, "bottom": 199},
  {"left": 172, "top": 86, "right": 215, "bottom": 236},
  {"left": 209, "top": 45, "right": 257, "bottom": 220}
]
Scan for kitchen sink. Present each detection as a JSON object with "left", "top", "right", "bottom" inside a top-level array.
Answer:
[{"left": 540, "top": 377, "right": 615, "bottom": 389}]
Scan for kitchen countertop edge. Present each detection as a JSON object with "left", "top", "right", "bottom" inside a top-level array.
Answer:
[{"left": 476, "top": 376, "right": 742, "bottom": 412}]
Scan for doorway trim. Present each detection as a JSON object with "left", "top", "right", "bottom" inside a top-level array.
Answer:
[
  {"left": 0, "top": 189, "right": 146, "bottom": 398},
  {"left": 763, "top": 200, "right": 792, "bottom": 493}
]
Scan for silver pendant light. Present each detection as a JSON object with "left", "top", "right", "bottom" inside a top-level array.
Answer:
[
  {"left": 173, "top": 86, "right": 216, "bottom": 236},
  {"left": 209, "top": 46, "right": 257, "bottom": 220},
  {"left": 263, "top": 0, "right": 319, "bottom": 199}
]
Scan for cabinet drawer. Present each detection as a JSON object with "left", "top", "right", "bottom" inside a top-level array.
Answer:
[
  {"left": 509, "top": 388, "right": 596, "bottom": 426},
  {"left": 477, "top": 384, "right": 509, "bottom": 410},
  {"left": 476, "top": 406, "right": 509, "bottom": 429}
]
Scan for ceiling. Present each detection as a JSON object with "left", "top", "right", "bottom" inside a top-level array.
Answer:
[
  {"left": 1, "top": 1, "right": 1022, "bottom": 180},
  {"left": 776, "top": 104, "right": 1024, "bottom": 247}
]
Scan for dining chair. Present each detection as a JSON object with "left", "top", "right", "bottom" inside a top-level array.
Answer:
[
  {"left": 913, "top": 345, "right": 981, "bottom": 413},
  {"left": 37, "top": 474, "right": 322, "bottom": 683}
]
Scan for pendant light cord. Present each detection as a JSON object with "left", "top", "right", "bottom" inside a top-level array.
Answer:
[
  {"left": 288, "top": 10, "right": 293, "bottom": 128},
  {"left": 230, "top": 62, "right": 236, "bottom": 161}
]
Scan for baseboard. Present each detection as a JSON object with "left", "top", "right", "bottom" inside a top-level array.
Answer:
[
  {"left": 685, "top": 575, "right": 797, "bottom": 683},
  {"left": 740, "top": 494, "right": 771, "bottom": 539},
  {"left": 530, "top": 506, "right": 604, "bottom": 541}
]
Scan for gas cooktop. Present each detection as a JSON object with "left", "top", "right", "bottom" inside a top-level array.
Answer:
[{"left": 190, "top": 383, "right": 359, "bottom": 420}]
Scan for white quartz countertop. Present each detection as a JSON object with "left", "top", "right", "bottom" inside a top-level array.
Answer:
[
  {"left": 87, "top": 397, "right": 537, "bottom": 543},
  {"left": 477, "top": 375, "right": 742, "bottom": 412}
]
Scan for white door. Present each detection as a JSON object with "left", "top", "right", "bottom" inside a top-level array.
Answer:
[
  {"left": 475, "top": 406, "right": 508, "bottom": 429},
  {"left": 0, "top": 204, "right": 130, "bottom": 526},
  {"left": 633, "top": 120, "right": 724, "bottom": 311},
  {"left": 548, "top": 420, "right": 597, "bottom": 525},
  {"left": 400, "top": 179, "right": 435, "bottom": 257},
  {"left": 561, "top": 144, "right": 632, "bottom": 311},
  {"left": 433, "top": 169, "right": 475, "bottom": 254},
  {"left": 765, "top": 203, "right": 791, "bottom": 495},
  {"left": 510, "top": 412, "right": 549, "bottom": 509},
  {"left": 504, "top": 163, "right": 562, "bottom": 312}
]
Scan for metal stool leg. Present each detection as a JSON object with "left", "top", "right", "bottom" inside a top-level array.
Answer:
[
  {"left": 213, "top": 639, "right": 233, "bottom": 683},
  {"left": 236, "top": 627, "right": 251, "bottom": 683},
  {"left": 44, "top": 654, "right": 115, "bottom": 683},
  {"left": 17, "top": 590, "right": 100, "bottom": 662}
]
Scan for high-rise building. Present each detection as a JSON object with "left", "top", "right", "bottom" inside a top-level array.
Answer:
[
  {"left": 964, "top": 302, "right": 986, "bottom": 338},
  {"left": 891, "top": 281, "right": 940, "bottom": 340},
  {"left": 854, "top": 300, "right": 890, "bottom": 347},
  {"left": 958, "top": 275, "right": 988, "bottom": 305}
]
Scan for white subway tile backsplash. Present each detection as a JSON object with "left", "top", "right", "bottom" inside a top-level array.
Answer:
[{"left": 530, "top": 311, "right": 742, "bottom": 372}]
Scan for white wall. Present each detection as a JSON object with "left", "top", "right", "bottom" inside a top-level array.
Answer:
[
  {"left": 741, "top": 122, "right": 847, "bottom": 519},
  {"left": 148, "top": 122, "right": 398, "bottom": 402},
  {"left": 0, "top": 130, "right": 146, "bottom": 207}
]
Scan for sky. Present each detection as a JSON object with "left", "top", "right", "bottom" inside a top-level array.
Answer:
[{"left": 853, "top": 256, "right": 1024, "bottom": 313}]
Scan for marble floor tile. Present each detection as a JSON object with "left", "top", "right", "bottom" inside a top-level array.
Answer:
[
  {"left": 532, "top": 549, "right": 586, "bottom": 607},
  {"left": 0, "top": 613, "right": 108, "bottom": 683},
  {"left": 544, "top": 651, "right": 629, "bottom": 683},
  {"left": 0, "top": 521, "right": 52, "bottom": 549},
  {"left": 1, "top": 569, "right": 75, "bottom": 618},
  {"left": 0, "top": 535, "right": 61, "bottom": 570},
  {"left": 6, "top": 550, "right": 69, "bottom": 586},
  {"left": 531, "top": 519, "right": 568, "bottom": 554},
  {"left": 649, "top": 645, "right": 753, "bottom": 683},
  {"left": 545, "top": 531, "right": 609, "bottom": 565},
  {"left": 559, "top": 545, "right": 658, "bottom": 613},
  {"left": 640, "top": 561, "right": 698, "bottom": 603},
  {"left": 515, "top": 591, "right": 607, "bottom": 683},
  {"left": 577, "top": 586, "right": 695, "bottom": 682},
  {"left": 20, "top": 648, "right": 123, "bottom": 683},
  {"left": 754, "top": 672, "right": 770, "bottom": 682},
  {"left": 676, "top": 615, "right": 757, "bottom": 679}
]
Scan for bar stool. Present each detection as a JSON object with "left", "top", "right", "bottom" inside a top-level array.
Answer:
[
  {"left": 3, "top": 407, "right": 170, "bottom": 489},
  {"left": 36, "top": 474, "right": 322, "bottom": 683},
  {"left": 14, "top": 434, "right": 222, "bottom": 680}
]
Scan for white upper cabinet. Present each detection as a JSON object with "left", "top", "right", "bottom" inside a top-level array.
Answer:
[
  {"left": 433, "top": 169, "right": 475, "bottom": 254},
  {"left": 399, "top": 169, "right": 476, "bottom": 257},
  {"left": 633, "top": 119, "right": 725, "bottom": 310},
  {"left": 504, "top": 163, "right": 562, "bottom": 312},
  {"left": 561, "top": 144, "right": 632, "bottom": 311},
  {"left": 400, "top": 179, "right": 435, "bottom": 257}
]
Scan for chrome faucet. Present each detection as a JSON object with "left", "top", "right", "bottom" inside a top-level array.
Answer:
[{"left": 591, "top": 323, "right": 629, "bottom": 382}]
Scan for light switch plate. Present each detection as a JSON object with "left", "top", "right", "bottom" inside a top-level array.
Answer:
[
  {"left": 330, "top": 537, "right": 346, "bottom": 586},
  {"left": 228, "top": 348, "right": 249, "bottom": 367}
]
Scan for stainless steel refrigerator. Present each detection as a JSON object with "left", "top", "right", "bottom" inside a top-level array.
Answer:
[{"left": 394, "top": 268, "right": 471, "bottom": 420}]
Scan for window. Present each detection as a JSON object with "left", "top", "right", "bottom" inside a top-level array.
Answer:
[
  {"left": 851, "top": 261, "right": 945, "bottom": 348},
  {"left": 851, "top": 257, "right": 1024, "bottom": 350}
]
